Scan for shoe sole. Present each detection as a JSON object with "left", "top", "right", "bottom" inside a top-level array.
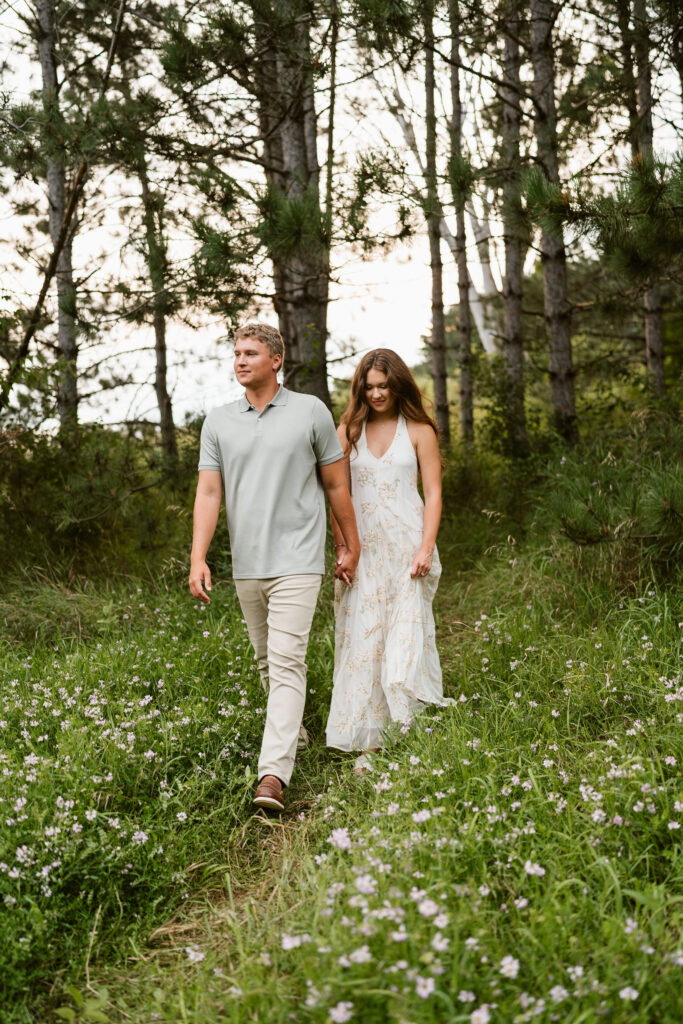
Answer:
[{"left": 253, "top": 796, "right": 285, "bottom": 812}]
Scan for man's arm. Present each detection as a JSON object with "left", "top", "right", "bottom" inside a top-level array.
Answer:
[
  {"left": 319, "top": 459, "right": 360, "bottom": 585},
  {"left": 189, "top": 469, "right": 223, "bottom": 604},
  {"left": 330, "top": 423, "right": 351, "bottom": 549}
]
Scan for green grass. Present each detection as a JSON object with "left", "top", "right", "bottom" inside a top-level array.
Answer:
[{"left": 1, "top": 434, "right": 682, "bottom": 1023}]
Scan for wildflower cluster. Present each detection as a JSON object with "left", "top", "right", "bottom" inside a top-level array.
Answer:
[
  {"left": 211, "top": 586, "right": 682, "bottom": 1022},
  {"left": 0, "top": 591, "right": 263, "bottom": 1008}
]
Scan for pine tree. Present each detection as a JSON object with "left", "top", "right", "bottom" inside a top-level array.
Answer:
[
  {"left": 164, "top": 1, "right": 334, "bottom": 406},
  {"left": 529, "top": 0, "right": 578, "bottom": 443},
  {"left": 632, "top": 0, "right": 666, "bottom": 395},
  {"left": 0, "top": 0, "right": 126, "bottom": 429},
  {"left": 497, "top": 0, "right": 530, "bottom": 457},
  {"left": 448, "top": 0, "right": 473, "bottom": 445},
  {"left": 34, "top": 0, "right": 79, "bottom": 437},
  {"left": 424, "top": 0, "right": 451, "bottom": 443}
]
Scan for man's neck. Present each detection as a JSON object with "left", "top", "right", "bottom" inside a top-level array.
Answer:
[{"left": 245, "top": 378, "right": 280, "bottom": 413}]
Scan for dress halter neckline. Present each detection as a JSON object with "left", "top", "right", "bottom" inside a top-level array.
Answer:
[{"left": 363, "top": 414, "right": 402, "bottom": 461}]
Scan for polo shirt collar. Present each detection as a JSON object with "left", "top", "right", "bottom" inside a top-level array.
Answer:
[{"left": 238, "top": 385, "right": 290, "bottom": 412}]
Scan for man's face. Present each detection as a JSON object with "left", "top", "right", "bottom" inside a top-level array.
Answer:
[{"left": 234, "top": 337, "right": 281, "bottom": 389}]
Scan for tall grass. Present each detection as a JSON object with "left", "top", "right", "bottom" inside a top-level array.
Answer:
[{"left": 1, "top": 419, "right": 681, "bottom": 1022}]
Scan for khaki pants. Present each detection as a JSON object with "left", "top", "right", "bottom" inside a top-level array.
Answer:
[{"left": 234, "top": 574, "right": 322, "bottom": 786}]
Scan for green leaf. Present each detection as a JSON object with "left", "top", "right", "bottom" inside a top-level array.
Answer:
[
  {"left": 83, "top": 1010, "right": 109, "bottom": 1023},
  {"left": 65, "top": 987, "right": 84, "bottom": 1008}
]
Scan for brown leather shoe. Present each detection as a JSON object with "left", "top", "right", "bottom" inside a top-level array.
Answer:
[{"left": 253, "top": 774, "right": 285, "bottom": 812}]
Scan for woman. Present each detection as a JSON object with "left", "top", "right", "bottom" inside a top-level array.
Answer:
[{"left": 326, "top": 349, "right": 445, "bottom": 768}]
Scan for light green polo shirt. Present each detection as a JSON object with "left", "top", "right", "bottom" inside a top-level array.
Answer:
[{"left": 198, "top": 386, "right": 343, "bottom": 579}]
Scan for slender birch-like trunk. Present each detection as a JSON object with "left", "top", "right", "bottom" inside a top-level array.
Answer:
[
  {"left": 424, "top": 2, "right": 450, "bottom": 443},
  {"left": 500, "top": 0, "right": 529, "bottom": 457},
  {"left": 138, "top": 160, "right": 178, "bottom": 468},
  {"left": 448, "top": 0, "right": 472, "bottom": 444},
  {"left": 529, "top": 0, "right": 578, "bottom": 443},
  {"left": 35, "top": 0, "right": 78, "bottom": 435},
  {"left": 633, "top": 0, "right": 666, "bottom": 395}
]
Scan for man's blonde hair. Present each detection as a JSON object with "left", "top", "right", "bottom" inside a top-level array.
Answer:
[{"left": 234, "top": 322, "right": 284, "bottom": 362}]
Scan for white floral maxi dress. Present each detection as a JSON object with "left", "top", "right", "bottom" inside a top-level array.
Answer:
[{"left": 326, "top": 414, "right": 444, "bottom": 751}]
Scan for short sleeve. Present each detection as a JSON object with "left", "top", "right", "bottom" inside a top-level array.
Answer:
[
  {"left": 311, "top": 399, "right": 343, "bottom": 466},
  {"left": 198, "top": 414, "right": 222, "bottom": 472}
]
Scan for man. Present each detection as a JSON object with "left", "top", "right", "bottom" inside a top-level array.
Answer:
[{"left": 189, "top": 323, "right": 360, "bottom": 812}]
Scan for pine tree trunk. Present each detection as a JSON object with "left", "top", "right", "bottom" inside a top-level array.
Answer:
[
  {"left": 424, "top": 2, "right": 450, "bottom": 444},
  {"left": 138, "top": 159, "right": 178, "bottom": 470},
  {"left": 529, "top": 0, "right": 578, "bottom": 444},
  {"left": 255, "top": 5, "right": 331, "bottom": 407},
  {"left": 672, "top": 18, "right": 683, "bottom": 104},
  {"left": 448, "top": 0, "right": 472, "bottom": 444},
  {"left": 500, "top": 0, "right": 529, "bottom": 458},
  {"left": 633, "top": 0, "right": 666, "bottom": 395},
  {"left": 616, "top": 0, "right": 641, "bottom": 156},
  {"left": 35, "top": 0, "right": 78, "bottom": 437}
]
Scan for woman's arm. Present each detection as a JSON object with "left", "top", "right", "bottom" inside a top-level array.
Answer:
[
  {"left": 330, "top": 423, "right": 352, "bottom": 550},
  {"left": 408, "top": 422, "right": 442, "bottom": 578}
]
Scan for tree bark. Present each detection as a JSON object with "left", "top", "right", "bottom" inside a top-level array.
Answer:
[
  {"left": 633, "top": 0, "right": 666, "bottom": 395},
  {"left": 424, "top": 2, "right": 450, "bottom": 444},
  {"left": 255, "top": 3, "right": 331, "bottom": 407},
  {"left": 138, "top": 159, "right": 178, "bottom": 469},
  {"left": 500, "top": 0, "right": 529, "bottom": 457},
  {"left": 35, "top": 0, "right": 78, "bottom": 436},
  {"left": 448, "top": 0, "right": 472, "bottom": 444},
  {"left": 529, "top": 0, "right": 578, "bottom": 443}
]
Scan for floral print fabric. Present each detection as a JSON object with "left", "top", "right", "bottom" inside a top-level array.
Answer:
[{"left": 326, "top": 414, "right": 444, "bottom": 751}]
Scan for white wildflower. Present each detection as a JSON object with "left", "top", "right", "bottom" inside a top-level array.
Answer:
[
  {"left": 416, "top": 976, "right": 435, "bottom": 998},
  {"left": 328, "top": 827, "right": 352, "bottom": 850},
  {"left": 500, "top": 955, "right": 519, "bottom": 978},
  {"left": 619, "top": 987, "right": 639, "bottom": 1001},
  {"left": 329, "top": 1001, "right": 354, "bottom": 1022}
]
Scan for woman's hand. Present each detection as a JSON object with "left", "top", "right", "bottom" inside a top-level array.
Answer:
[
  {"left": 334, "top": 544, "right": 359, "bottom": 586},
  {"left": 411, "top": 547, "right": 433, "bottom": 579}
]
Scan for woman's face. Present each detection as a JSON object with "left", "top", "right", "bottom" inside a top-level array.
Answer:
[{"left": 364, "top": 367, "right": 395, "bottom": 415}]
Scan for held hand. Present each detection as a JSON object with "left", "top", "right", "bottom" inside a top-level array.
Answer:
[
  {"left": 189, "top": 561, "right": 212, "bottom": 604},
  {"left": 334, "top": 545, "right": 359, "bottom": 586},
  {"left": 411, "top": 548, "right": 433, "bottom": 579}
]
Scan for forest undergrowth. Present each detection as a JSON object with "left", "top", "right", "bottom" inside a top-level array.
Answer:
[{"left": 1, "top": 417, "right": 682, "bottom": 1023}]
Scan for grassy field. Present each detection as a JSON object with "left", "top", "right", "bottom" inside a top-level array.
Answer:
[{"left": 1, "top": 432, "right": 682, "bottom": 1023}]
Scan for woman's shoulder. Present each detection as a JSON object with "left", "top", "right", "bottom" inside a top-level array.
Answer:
[{"left": 404, "top": 418, "right": 437, "bottom": 442}]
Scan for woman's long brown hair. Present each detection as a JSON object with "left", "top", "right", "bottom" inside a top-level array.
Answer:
[{"left": 340, "top": 349, "right": 440, "bottom": 454}]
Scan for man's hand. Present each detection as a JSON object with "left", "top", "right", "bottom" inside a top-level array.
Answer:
[
  {"left": 189, "top": 561, "right": 213, "bottom": 604},
  {"left": 334, "top": 544, "right": 359, "bottom": 586}
]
